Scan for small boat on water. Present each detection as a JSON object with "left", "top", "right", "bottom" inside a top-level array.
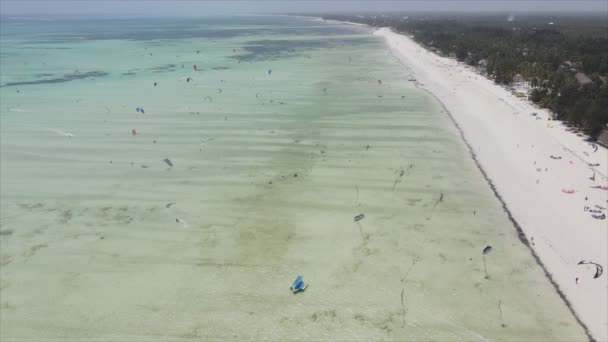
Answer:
[{"left": 290, "top": 275, "right": 307, "bottom": 293}]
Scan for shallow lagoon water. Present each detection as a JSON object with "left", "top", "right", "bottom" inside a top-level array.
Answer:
[{"left": 0, "top": 16, "right": 586, "bottom": 340}]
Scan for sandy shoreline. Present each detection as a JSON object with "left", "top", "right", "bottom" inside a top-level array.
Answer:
[{"left": 373, "top": 27, "right": 608, "bottom": 340}]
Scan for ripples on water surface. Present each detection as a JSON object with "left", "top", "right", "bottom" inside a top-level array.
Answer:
[{"left": 0, "top": 16, "right": 585, "bottom": 341}]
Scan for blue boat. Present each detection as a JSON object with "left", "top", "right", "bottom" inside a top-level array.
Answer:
[{"left": 290, "top": 275, "right": 307, "bottom": 293}]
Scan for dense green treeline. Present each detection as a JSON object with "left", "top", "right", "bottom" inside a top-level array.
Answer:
[{"left": 322, "top": 14, "right": 608, "bottom": 137}]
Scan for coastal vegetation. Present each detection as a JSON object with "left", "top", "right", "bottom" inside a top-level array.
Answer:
[{"left": 322, "top": 14, "right": 608, "bottom": 138}]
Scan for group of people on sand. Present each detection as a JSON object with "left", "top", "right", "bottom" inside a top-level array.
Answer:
[{"left": 548, "top": 143, "right": 607, "bottom": 220}]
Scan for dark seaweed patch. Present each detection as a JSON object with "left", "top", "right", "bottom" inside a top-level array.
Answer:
[
  {"left": 231, "top": 37, "right": 374, "bottom": 62},
  {"left": 145, "top": 64, "right": 176, "bottom": 73},
  {"left": 1, "top": 70, "right": 108, "bottom": 87},
  {"left": 120, "top": 68, "right": 141, "bottom": 76},
  {"left": 232, "top": 39, "right": 327, "bottom": 61}
]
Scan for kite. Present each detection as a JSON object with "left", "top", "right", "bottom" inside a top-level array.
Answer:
[
  {"left": 578, "top": 260, "right": 603, "bottom": 279},
  {"left": 482, "top": 245, "right": 493, "bottom": 279}
]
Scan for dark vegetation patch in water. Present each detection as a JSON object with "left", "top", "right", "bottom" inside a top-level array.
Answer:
[
  {"left": 145, "top": 64, "right": 176, "bottom": 73},
  {"left": 262, "top": 26, "right": 362, "bottom": 36},
  {"left": 231, "top": 37, "right": 374, "bottom": 62},
  {"left": 1, "top": 70, "right": 108, "bottom": 87},
  {"left": 120, "top": 68, "right": 141, "bottom": 76}
]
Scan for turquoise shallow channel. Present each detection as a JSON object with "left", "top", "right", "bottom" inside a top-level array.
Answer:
[{"left": 0, "top": 15, "right": 586, "bottom": 341}]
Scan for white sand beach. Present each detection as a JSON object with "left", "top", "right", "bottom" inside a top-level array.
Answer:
[{"left": 375, "top": 27, "right": 608, "bottom": 341}]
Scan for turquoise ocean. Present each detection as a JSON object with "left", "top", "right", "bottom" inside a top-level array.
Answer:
[{"left": 0, "top": 15, "right": 585, "bottom": 340}]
